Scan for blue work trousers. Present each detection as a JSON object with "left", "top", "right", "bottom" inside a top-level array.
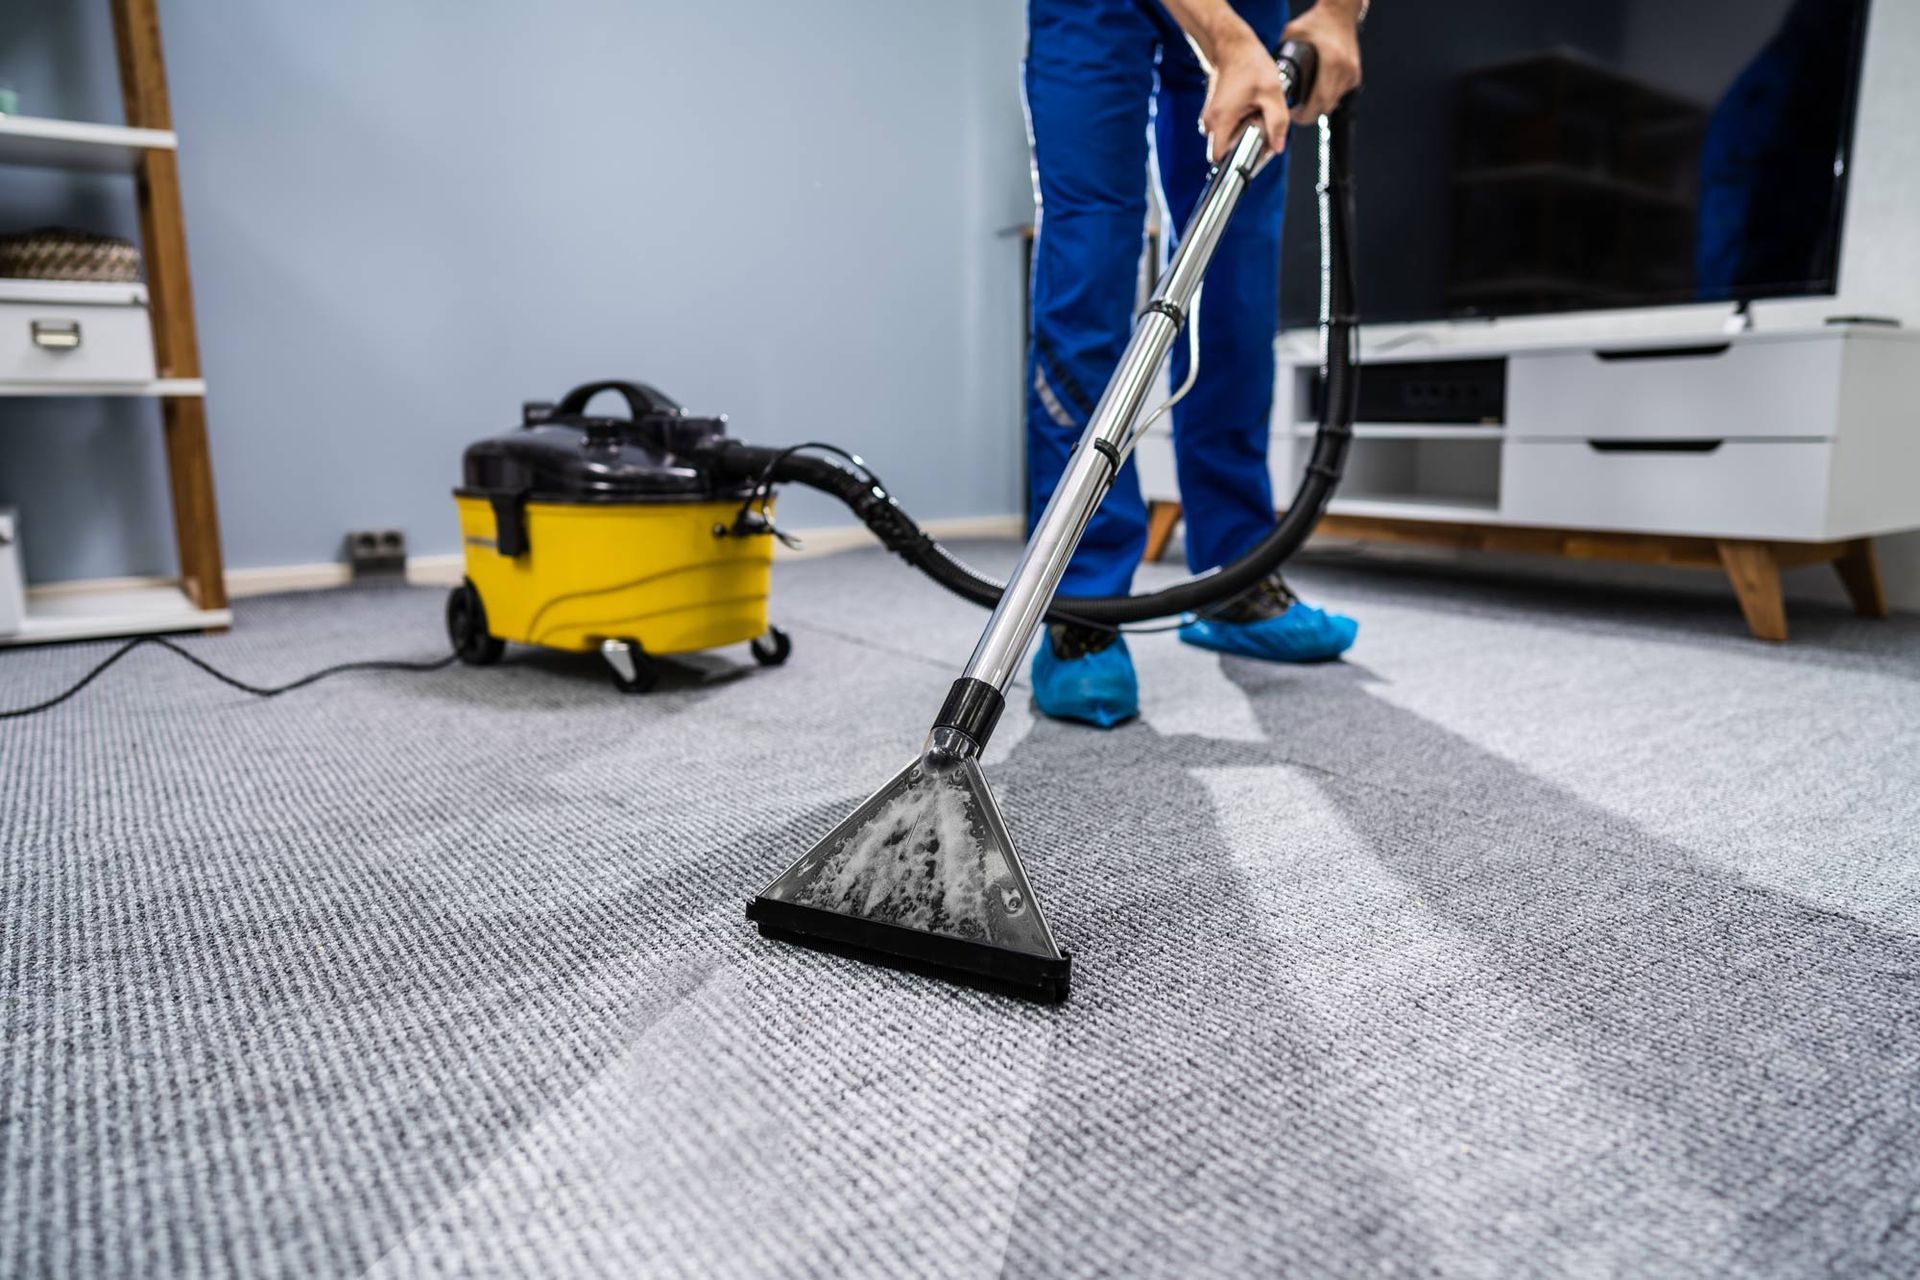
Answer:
[{"left": 1025, "top": 0, "right": 1290, "bottom": 596}]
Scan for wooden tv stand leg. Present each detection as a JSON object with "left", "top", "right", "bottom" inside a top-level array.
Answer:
[
  {"left": 1832, "top": 538, "right": 1889, "bottom": 618},
  {"left": 1144, "top": 500, "right": 1182, "bottom": 564},
  {"left": 1717, "top": 539, "right": 1787, "bottom": 642}
]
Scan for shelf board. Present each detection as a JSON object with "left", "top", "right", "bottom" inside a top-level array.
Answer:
[
  {"left": 0, "top": 377, "right": 204, "bottom": 398},
  {"left": 0, "top": 278, "right": 149, "bottom": 306},
  {"left": 2, "top": 582, "right": 229, "bottom": 647},
  {"left": 1326, "top": 495, "right": 1505, "bottom": 523},
  {"left": 0, "top": 114, "right": 177, "bottom": 173},
  {"left": 1291, "top": 422, "right": 1503, "bottom": 441}
]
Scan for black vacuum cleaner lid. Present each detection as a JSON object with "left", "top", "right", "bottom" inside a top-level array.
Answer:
[{"left": 460, "top": 395, "right": 749, "bottom": 504}]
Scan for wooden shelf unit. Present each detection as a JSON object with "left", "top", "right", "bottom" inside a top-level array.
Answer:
[{"left": 0, "top": 0, "right": 227, "bottom": 645}]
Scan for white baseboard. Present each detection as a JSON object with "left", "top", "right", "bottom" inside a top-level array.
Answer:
[
  {"left": 24, "top": 572, "right": 181, "bottom": 599},
  {"left": 397, "top": 554, "right": 466, "bottom": 588},
  {"left": 222, "top": 555, "right": 465, "bottom": 597},
  {"left": 216, "top": 514, "right": 1025, "bottom": 599}
]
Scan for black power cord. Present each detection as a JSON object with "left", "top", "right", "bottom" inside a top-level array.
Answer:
[{"left": 0, "top": 635, "right": 455, "bottom": 720}]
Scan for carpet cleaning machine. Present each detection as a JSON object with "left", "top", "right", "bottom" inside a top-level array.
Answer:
[
  {"left": 449, "top": 42, "right": 1356, "bottom": 1000},
  {"left": 449, "top": 380, "right": 791, "bottom": 692}
]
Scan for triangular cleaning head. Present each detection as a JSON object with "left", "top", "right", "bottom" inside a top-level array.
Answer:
[{"left": 747, "top": 758, "right": 1071, "bottom": 1002}]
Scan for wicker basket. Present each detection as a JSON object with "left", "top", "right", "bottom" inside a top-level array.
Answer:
[{"left": 0, "top": 227, "right": 143, "bottom": 283}]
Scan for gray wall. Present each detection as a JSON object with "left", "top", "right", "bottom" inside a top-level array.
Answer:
[{"left": 0, "top": 0, "right": 1033, "bottom": 583}]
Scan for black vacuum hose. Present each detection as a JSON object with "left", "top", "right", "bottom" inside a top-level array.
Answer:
[{"left": 708, "top": 105, "right": 1357, "bottom": 628}]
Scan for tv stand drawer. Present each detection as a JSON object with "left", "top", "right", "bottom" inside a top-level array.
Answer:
[
  {"left": 1501, "top": 438, "right": 1832, "bottom": 539},
  {"left": 1507, "top": 338, "right": 1843, "bottom": 441}
]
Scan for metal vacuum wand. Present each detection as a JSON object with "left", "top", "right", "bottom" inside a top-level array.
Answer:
[
  {"left": 745, "top": 41, "right": 1322, "bottom": 1003},
  {"left": 924, "top": 41, "right": 1321, "bottom": 771}
]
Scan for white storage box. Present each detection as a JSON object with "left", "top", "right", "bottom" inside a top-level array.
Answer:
[
  {"left": 0, "top": 506, "right": 24, "bottom": 637},
  {"left": 0, "top": 279, "right": 157, "bottom": 386}
]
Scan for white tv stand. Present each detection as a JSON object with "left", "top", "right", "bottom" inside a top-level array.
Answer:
[{"left": 1133, "top": 321, "right": 1918, "bottom": 640}]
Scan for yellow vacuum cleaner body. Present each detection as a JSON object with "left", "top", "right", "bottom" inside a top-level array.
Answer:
[{"left": 446, "top": 380, "right": 789, "bottom": 692}]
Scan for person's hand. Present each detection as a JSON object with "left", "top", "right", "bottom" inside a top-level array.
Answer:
[
  {"left": 1199, "top": 29, "right": 1297, "bottom": 163},
  {"left": 1281, "top": 1, "right": 1364, "bottom": 123}
]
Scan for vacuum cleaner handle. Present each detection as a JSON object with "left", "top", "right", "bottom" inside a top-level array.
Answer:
[
  {"left": 555, "top": 379, "right": 683, "bottom": 423},
  {"left": 1275, "top": 38, "right": 1319, "bottom": 112}
]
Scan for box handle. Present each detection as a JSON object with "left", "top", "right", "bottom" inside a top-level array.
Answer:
[
  {"left": 1587, "top": 439, "right": 1724, "bottom": 454},
  {"left": 30, "top": 319, "right": 82, "bottom": 351},
  {"left": 1593, "top": 343, "right": 1730, "bottom": 363}
]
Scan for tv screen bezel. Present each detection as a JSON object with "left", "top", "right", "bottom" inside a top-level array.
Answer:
[{"left": 1281, "top": 0, "right": 1876, "bottom": 329}]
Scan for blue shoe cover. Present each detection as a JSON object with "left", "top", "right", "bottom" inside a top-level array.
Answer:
[
  {"left": 1179, "top": 600, "right": 1358, "bottom": 663},
  {"left": 1030, "top": 635, "right": 1139, "bottom": 728}
]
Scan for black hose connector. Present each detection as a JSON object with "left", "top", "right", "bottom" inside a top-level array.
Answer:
[{"left": 932, "top": 678, "right": 1005, "bottom": 747}]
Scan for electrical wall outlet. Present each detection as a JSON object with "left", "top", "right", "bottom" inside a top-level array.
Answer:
[{"left": 345, "top": 528, "right": 407, "bottom": 579}]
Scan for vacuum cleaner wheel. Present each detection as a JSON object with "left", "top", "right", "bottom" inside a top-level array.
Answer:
[
  {"left": 750, "top": 626, "right": 792, "bottom": 668},
  {"left": 602, "top": 638, "right": 659, "bottom": 695},
  {"left": 446, "top": 581, "right": 505, "bottom": 666}
]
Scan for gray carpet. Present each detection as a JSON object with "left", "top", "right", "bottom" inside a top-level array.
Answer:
[{"left": 4, "top": 543, "right": 1919, "bottom": 1278}]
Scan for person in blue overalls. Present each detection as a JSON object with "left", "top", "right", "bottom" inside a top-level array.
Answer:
[{"left": 1025, "top": 0, "right": 1366, "bottom": 727}]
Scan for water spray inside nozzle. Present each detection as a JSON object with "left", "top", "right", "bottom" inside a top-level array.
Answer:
[{"left": 745, "top": 738, "right": 1070, "bottom": 1001}]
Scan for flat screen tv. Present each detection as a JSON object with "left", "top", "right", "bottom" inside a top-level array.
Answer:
[{"left": 1277, "top": 0, "right": 1873, "bottom": 328}]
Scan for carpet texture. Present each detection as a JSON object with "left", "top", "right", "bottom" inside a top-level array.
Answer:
[{"left": 3, "top": 544, "right": 1918, "bottom": 1277}]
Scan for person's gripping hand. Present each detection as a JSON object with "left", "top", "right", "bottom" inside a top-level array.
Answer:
[
  {"left": 1198, "top": 29, "right": 1298, "bottom": 164},
  {"left": 1281, "top": 1, "right": 1364, "bottom": 123},
  {"left": 1197, "top": 1, "right": 1364, "bottom": 164}
]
